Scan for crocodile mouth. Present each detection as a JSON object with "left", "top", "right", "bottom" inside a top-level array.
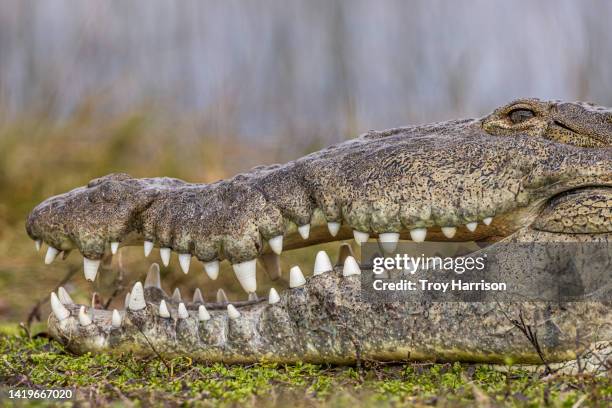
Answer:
[{"left": 40, "top": 184, "right": 610, "bottom": 362}]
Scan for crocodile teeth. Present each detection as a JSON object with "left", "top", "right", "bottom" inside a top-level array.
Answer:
[
  {"left": 328, "top": 222, "right": 341, "bottom": 237},
  {"left": 128, "top": 282, "right": 146, "bottom": 310},
  {"left": 172, "top": 288, "right": 182, "bottom": 302},
  {"left": 124, "top": 292, "right": 131, "bottom": 309},
  {"left": 204, "top": 261, "right": 219, "bottom": 280},
  {"left": 45, "top": 247, "right": 59, "bottom": 264},
  {"left": 483, "top": 217, "right": 493, "bottom": 226},
  {"left": 50, "top": 292, "right": 70, "bottom": 321},
  {"left": 269, "top": 235, "right": 283, "bottom": 255},
  {"left": 441, "top": 227, "right": 456, "bottom": 239},
  {"left": 232, "top": 259, "right": 257, "bottom": 293},
  {"left": 110, "top": 242, "right": 120, "bottom": 255},
  {"left": 160, "top": 248, "right": 171, "bottom": 267},
  {"left": 57, "top": 286, "right": 74, "bottom": 305},
  {"left": 378, "top": 232, "right": 400, "bottom": 253},
  {"left": 342, "top": 256, "right": 361, "bottom": 276},
  {"left": 217, "top": 288, "right": 229, "bottom": 303},
  {"left": 144, "top": 241, "right": 154, "bottom": 257},
  {"left": 78, "top": 306, "right": 92, "bottom": 326},
  {"left": 111, "top": 309, "right": 122, "bottom": 328},
  {"left": 268, "top": 288, "right": 280, "bottom": 304},
  {"left": 35, "top": 240, "right": 42, "bottom": 252},
  {"left": 227, "top": 304, "right": 240, "bottom": 319},
  {"left": 158, "top": 300, "right": 170, "bottom": 318},
  {"left": 409, "top": 228, "right": 427, "bottom": 243},
  {"left": 198, "top": 305, "right": 210, "bottom": 321},
  {"left": 248, "top": 292, "right": 258, "bottom": 301},
  {"left": 298, "top": 224, "right": 310, "bottom": 239},
  {"left": 289, "top": 266, "right": 306, "bottom": 288},
  {"left": 192, "top": 288, "right": 204, "bottom": 304},
  {"left": 83, "top": 258, "right": 100, "bottom": 282},
  {"left": 178, "top": 253, "right": 191, "bottom": 274},
  {"left": 178, "top": 303, "right": 189, "bottom": 319},
  {"left": 313, "top": 250, "right": 333, "bottom": 275},
  {"left": 144, "top": 263, "right": 161, "bottom": 289},
  {"left": 466, "top": 222, "right": 478, "bottom": 232},
  {"left": 353, "top": 230, "right": 370, "bottom": 246}
]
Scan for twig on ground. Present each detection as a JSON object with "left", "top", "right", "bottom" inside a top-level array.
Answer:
[
  {"left": 508, "top": 310, "right": 552, "bottom": 374},
  {"left": 136, "top": 326, "right": 173, "bottom": 376}
]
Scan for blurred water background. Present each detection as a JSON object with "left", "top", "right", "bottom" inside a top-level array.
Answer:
[{"left": 0, "top": 0, "right": 610, "bottom": 324}]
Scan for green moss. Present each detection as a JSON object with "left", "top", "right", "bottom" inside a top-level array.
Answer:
[{"left": 0, "top": 333, "right": 609, "bottom": 407}]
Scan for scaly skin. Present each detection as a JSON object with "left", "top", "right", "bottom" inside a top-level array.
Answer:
[{"left": 26, "top": 98, "right": 612, "bottom": 367}]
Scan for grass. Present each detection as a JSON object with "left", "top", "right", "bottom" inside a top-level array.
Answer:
[{"left": 0, "top": 330, "right": 610, "bottom": 407}]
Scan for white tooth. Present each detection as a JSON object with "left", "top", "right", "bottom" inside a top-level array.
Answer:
[
  {"left": 248, "top": 292, "right": 258, "bottom": 301},
  {"left": 110, "top": 242, "right": 120, "bottom": 255},
  {"left": 78, "top": 306, "right": 92, "bottom": 326},
  {"left": 144, "top": 263, "right": 161, "bottom": 289},
  {"left": 483, "top": 217, "right": 493, "bottom": 226},
  {"left": 160, "top": 248, "right": 171, "bottom": 267},
  {"left": 232, "top": 259, "right": 257, "bottom": 293},
  {"left": 50, "top": 292, "right": 70, "bottom": 320},
  {"left": 298, "top": 224, "right": 310, "bottom": 240},
  {"left": 178, "top": 253, "right": 191, "bottom": 274},
  {"left": 144, "top": 241, "right": 154, "bottom": 257},
  {"left": 128, "top": 282, "right": 146, "bottom": 310},
  {"left": 217, "top": 289, "right": 229, "bottom": 303},
  {"left": 289, "top": 266, "right": 306, "bottom": 288},
  {"left": 178, "top": 303, "right": 189, "bottom": 319},
  {"left": 268, "top": 235, "right": 283, "bottom": 255},
  {"left": 124, "top": 292, "right": 131, "bottom": 309},
  {"left": 328, "top": 222, "right": 341, "bottom": 237},
  {"left": 45, "top": 247, "right": 59, "bottom": 264},
  {"left": 111, "top": 309, "right": 122, "bottom": 328},
  {"left": 466, "top": 222, "right": 478, "bottom": 232},
  {"left": 192, "top": 288, "right": 204, "bottom": 303},
  {"left": 353, "top": 230, "right": 370, "bottom": 246},
  {"left": 378, "top": 232, "right": 400, "bottom": 253},
  {"left": 198, "top": 305, "right": 211, "bottom": 321},
  {"left": 158, "top": 300, "right": 170, "bottom": 318},
  {"left": 268, "top": 288, "right": 280, "bottom": 304},
  {"left": 204, "top": 261, "right": 219, "bottom": 280},
  {"left": 227, "top": 304, "right": 240, "bottom": 319},
  {"left": 83, "top": 258, "right": 101, "bottom": 282},
  {"left": 57, "top": 286, "right": 74, "bottom": 305},
  {"left": 441, "top": 227, "right": 456, "bottom": 239},
  {"left": 172, "top": 288, "right": 182, "bottom": 302},
  {"left": 342, "top": 256, "right": 361, "bottom": 277},
  {"left": 35, "top": 240, "right": 42, "bottom": 252},
  {"left": 313, "top": 250, "right": 333, "bottom": 275},
  {"left": 409, "top": 228, "right": 427, "bottom": 243}
]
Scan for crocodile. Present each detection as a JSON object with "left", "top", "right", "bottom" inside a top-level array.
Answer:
[{"left": 25, "top": 98, "right": 612, "bottom": 368}]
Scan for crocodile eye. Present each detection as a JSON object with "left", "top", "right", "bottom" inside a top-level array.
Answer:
[{"left": 508, "top": 108, "right": 535, "bottom": 124}]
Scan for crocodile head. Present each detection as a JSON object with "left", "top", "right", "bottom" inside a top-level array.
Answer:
[{"left": 25, "top": 98, "right": 612, "bottom": 366}]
